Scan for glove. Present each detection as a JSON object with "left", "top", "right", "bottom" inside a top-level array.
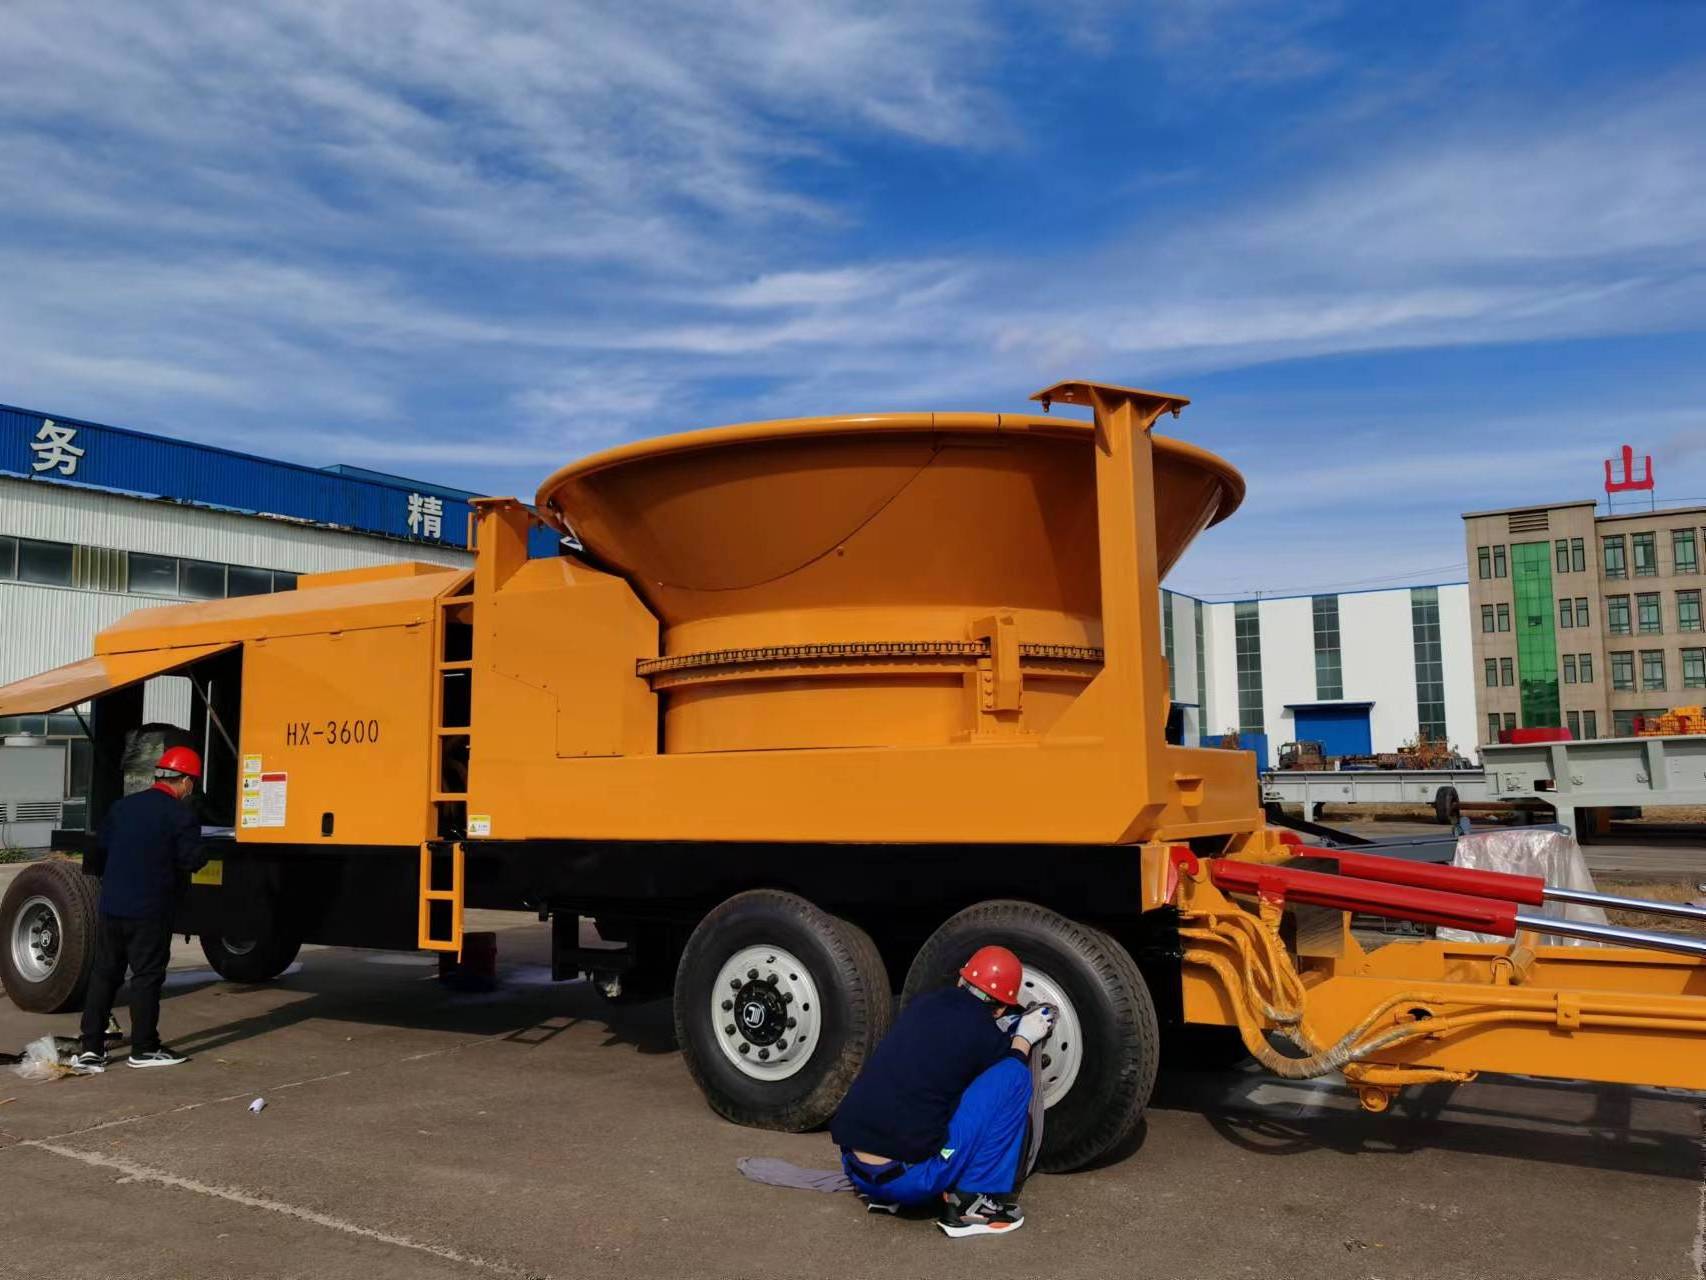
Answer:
[{"left": 1013, "top": 1004, "right": 1056, "bottom": 1045}]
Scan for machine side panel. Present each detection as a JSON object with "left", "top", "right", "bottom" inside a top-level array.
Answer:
[{"left": 237, "top": 624, "right": 435, "bottom": 846}]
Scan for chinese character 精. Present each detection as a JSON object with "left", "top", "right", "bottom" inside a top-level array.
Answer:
[
  {"left": 30, "top": 419, "right": 84, "bottom": 477},
  {"left": 407, "top": 492, "right": 444, "bottom": 540}
]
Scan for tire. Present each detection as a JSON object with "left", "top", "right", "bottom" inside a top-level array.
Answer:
[
  {"left": 1433, "top": 786, "right": 1461, "bottom": 826},
  {"left": 0, "top": 860, "right": 100, "bottom": 1013},
  {"left": 902, "top": 900, "right": 1159, "bottom": 1173},
  {"left": 674, "top": 890, "right": 892, "bottom": 1132},
  {"left": 200, "top": 929, "right": 301, "bottom": 983}
]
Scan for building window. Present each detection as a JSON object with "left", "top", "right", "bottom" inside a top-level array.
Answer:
[
  {"left": 1579, "top": 653, "right": 1594, "bottom": 683},
  {"left": 1675, "top": 529, "right": 1698, "bottom": 575},
  {"left": 1487, "top": 712, "right": 1500, "bottom": 742},
  {"left": 0, "top": 534, "right": 16, "bottom": 579},
  {"left": 1563, "top": 654, "right": 1577, "bottom": 683},
  {"left": 1312, "top": 595, "right": 1343, "bottom": 699},
  {"left": 1411, "top": 586, "right": 1447, "bottom": 739},
  {"left": 1685, "top": 648, "right": 1706, "bottom": 690},
  {"left": 1637, "top": 592, "right": 1662, "bottom": 634},
  {"left": 1555, "top": 539, "right": 1570, "bottom": 573},
  {"left": 70, "top": 545, "right": 126, "bottom": 592},
  {"left": 1234, "top": 601, "right": 1264, "bottom": 735},
  {"left": 1611, "top": 651, "right": 1635, "bottom": 690},
  {"left": 227, "top": 565, "right": 274, "bottom": 598},
  {"left": 1613, "top": 710, "right": 1636, "bottom": 737},
  {"left": 16, "top": 538, "right": 73, "bottom": 586},
  {"left": 1633, "top": 532, "right": 1657, "bottom": 576},
  {"left": 127, "top": 552, "right": 179, "bottom": 596},
  {"left": 1558, "top": 599, "right": 1573, "bottom": 629},
  {"left": 1484, "top": 658, "right": 1498, "bottom": 687},
  {"left": 1574, "top": 597, "right": 1589, "bottom": 627},
  {"left": 1478, "top": 546, "right": 1491, "bottom": 579},
  {"left": 1499, "top": 657, "right": 1514, "bottom": 686},
  {"left": 1161, "top": 588, "right": 1176, "bottom": 701},
  {"left": 1680, "top": 589, "right": 1702, "bottom": 633},
  {"left": 1481, "top": 604, "right": 1495, "bottom": 633},
  {"left": 1606, "top": 595, "right": 1631, "bottom": 635},
  {"left": 1194, "top": 598, "right": 1206, "bottom": 732},
  {"left": 180, "top": 560, "right": 227, "bottom": 599},
  {"left": 1583, "top": 710, "right": 1597, "bottom": 739},
  {"left": 273, "top": 571, "right": 299, "bottom": 592},
  {"left": 1567, "top": 710, "right": 1581, "bottom": 738},
  {"left": 1496, "top": 603, "right": 1510, "bottom": 632},
  {"left": 1508, "top": 542, "right": 1559, "bottom": 730},
  {"left": 1503, "top": 713, "right": 1517, "bottom": 731},
  {"left": 1571, "top": 537, "right": 1586, "bottom": 572},
  {"left": 1493, "top": 544, "right": 1507, "bottom": 578},
  {"left": 1603, "top": 535, "right": 1627, "bottom": 579},
  {"left": 1641, "top": 649, "right": 1666, "bottom": 691}
]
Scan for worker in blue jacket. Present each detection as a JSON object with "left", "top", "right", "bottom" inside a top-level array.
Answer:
[
  {"left": 72, "top": 746, "right": 209, "bottom": 1073},
  {"left": 831, "top": 945, "right": 1055, "bottom": 1237}
]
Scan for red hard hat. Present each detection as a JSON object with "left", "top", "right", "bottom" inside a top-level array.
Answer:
[
  {"left": 156, "top": 746, "right": 203, "bottom": 780},
  {"left": 959, "top": 945, "right": 1022, "bottom": 1006}
]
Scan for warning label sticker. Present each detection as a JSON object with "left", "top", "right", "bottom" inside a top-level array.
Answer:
[
  {"left": 242, "top": 754, "right": 262, "bottom": 775},
  {"left": 256, "top": 772, "right": 288, "bottom": 828},
  {"left": 468, "top": 814, "right": 492, "bottom": 838}
]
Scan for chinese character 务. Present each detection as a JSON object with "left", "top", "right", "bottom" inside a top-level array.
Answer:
[
  {"left": 407, "top": 492, "right": 444, "bottom": 540},
  {"left": 30, "top": 420, "right": 84, "bottom": 477}
]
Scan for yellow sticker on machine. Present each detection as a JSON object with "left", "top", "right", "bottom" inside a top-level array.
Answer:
[
  {"left": 242, "top": 754, "right": 262, "bottom": 775},
  {"left": 192, "top": 859, "right": 224, "bottom": 886}
]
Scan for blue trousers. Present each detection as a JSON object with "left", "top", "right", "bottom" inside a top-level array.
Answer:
[{"left": 842, "top": 1057, "right": 1033, "bottom": 1206}]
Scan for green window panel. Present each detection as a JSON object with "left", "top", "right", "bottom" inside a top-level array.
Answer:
[
  {"left": 1312, "top": 594, "right": 1343, "bottom": 699},
  {"left": 1234, "top": 601, "right": 1264, "bottom": 734},
  {"left": 1510, "top": 542, "right": 1560, "bottom": 728},
  {"left": 1194, "top": 598, "right": 1206, "bottom": 734},
  {"left": 1410, "top": 587, "right": 1447, "bottom": 739},
  {"left": 1162, "top": 588, "right": 1176, "bottom": 700}
]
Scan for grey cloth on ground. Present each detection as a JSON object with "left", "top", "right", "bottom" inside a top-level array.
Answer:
[{"left": 737, "top": 1041, "right": 1047, "bottom": 1193}]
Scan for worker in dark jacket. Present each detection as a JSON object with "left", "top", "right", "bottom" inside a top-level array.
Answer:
[
  {"left": 72, "top": 746, "right": 208, "bottom": 1072},
  {"left": 831, "top": 945, "right": 1055, "bottom": 1237}
]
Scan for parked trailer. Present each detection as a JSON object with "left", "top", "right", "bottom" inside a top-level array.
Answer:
[
  {"left": 1263, "top": 767, "right": 1493, "bottom": 825},
  {"left": 5, "top": 380, "right": 1706, "bottom": 1172}
]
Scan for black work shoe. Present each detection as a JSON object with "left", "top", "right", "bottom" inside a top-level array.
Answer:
[
  {"left": 70, "top": 1051, "right": 107, "bottom": 1074},
  {"left": 937, "top": 1191, "right": 1025, "bottom": 1237},
  {"left": 128, "top": 1046, "right": 188, "bottom": 1068}
]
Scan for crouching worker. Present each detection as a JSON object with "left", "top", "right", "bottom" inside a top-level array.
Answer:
[{"left": 830, "top": 945, "right": 1055, "bottom": 1237}]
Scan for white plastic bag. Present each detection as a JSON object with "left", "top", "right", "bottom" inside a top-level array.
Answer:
[
  {"left": 1438, "top": 827, "right": 1608, "bottom": 946},
  {"left": 12, "top": 1034, "right": 72, "bottom": 1081}
]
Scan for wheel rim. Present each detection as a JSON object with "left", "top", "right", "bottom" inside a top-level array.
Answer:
[
  {"left": 710, "top": 944, "right": 822, "bottom": 1082},
  {"left": 10, "top": 895, "right": 63, "bottom": 983},
  {"left": 222, "top": 937, "right": 259, "bottom": 958},
  {"left": 1018, "top": 963, "right": 1084, "bottom": 1109}
]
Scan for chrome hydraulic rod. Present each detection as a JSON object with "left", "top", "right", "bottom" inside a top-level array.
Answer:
[
  {"left": 1513, "top": 912, "right": 1706, "bottom": 959},
  {"left": 1543, "top": 886, "right": 1706, "bottom": 923}
]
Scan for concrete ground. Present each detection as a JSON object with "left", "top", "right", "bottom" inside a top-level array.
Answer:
[{"left": 1, "top": 873, "right": 1701, "bottom": 1280}]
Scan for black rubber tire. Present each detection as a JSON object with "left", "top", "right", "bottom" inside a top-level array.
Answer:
[
  {"left": 674, "top": 890, "right": 892, "bottom": 1132},
  {"left": 1433, "top": 786, "right": 1461, "bottom": 826},
  {"left": 901, "top": 901, "right": 1159, "bottom": 1173},
  {"left": 200, "top": 930, "right": 302, "bottom": 983},
  {"left": 0, "top": 860, "right": 100, "bottom": 1013}
]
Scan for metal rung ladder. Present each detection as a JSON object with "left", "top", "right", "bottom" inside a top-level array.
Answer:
[{"left": 418, "top": 841, "right": 465, "bottom": 953}]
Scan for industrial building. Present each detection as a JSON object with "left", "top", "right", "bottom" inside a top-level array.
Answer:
[
  {"left": 0, "top": 402, "right": 498, "bottom": 842},
  {"left": 1464, "top": 500, "right": 1706, "bottom": 746},
  {"left": 1163, "top": 584, "right": 1477, "bottom": 768}
]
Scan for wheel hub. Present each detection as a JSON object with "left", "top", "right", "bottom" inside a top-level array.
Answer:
[
  {"left": 710, "top": 944, "right": 822, "bottom": 1082},
  {"left": 10, "top": 895, "right": 63, "bottom": 984},
  {"left": 1018, "top": 963, "right": 1084, "bottom": 1109}
]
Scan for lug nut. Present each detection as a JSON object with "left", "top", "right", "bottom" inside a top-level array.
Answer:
[
  {"left": 738, "top": 1043, "right": 750, "bottom": 1054},
  {"left": 786, "top": 1017, "right": 797, "bottom": 1028},
  {"left": 781, "top": 992, "right": 794, "bottom": 1004},
  {"left": 765, "top": 973, "right": 778, "bottom": 985},
  {"left": 725, "top": 1024, "right": 736, "bottom": 1035},
  {"left": 729, "top": 979, "right": 741, "bottom": 990},
  {"left": 777, "top": 1039, "right": 788, "bottom": 1051},
  {"left": 722, "top": 999, "right": 733, "bottom": 1011},
  {"left": 758, "top": 1049, "right": 769, "bottom": 1060},
  {"left": 1041, "top": 1054, "right": 1052, "bottom": 1068},
  {"left": 747, "top": 968, "right": 758, "bottom": 979}
]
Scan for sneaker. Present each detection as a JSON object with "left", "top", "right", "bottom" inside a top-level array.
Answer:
[
  {"left": 937, "top": 1191, "right": 1025, "bottom": 1238},
  {"left": 70, "top": 1051, "right": 107, "bottom": 1074},
  {"left": 128, "top": 1047, "right": 188, "bottom": 1069},
  {"left": 863, "top": 1198, "right": 901, "bottom": 1216}
]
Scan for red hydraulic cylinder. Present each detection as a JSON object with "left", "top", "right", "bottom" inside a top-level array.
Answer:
[
  {"left": 1207, "top": 859, "right": 1520, "bottom": 936},
  {"left": 1302, "top": 849, "right": 1545, "bottom": 907}
]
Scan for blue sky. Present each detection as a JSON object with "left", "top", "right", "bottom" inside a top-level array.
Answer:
[{"left": 1, "top": 1, "right": 1702, "bottom": 597}]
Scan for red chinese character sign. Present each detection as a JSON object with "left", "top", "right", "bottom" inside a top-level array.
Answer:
[{"left": 1604, "top": 444, "right": 1654, "bottom": 512}]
